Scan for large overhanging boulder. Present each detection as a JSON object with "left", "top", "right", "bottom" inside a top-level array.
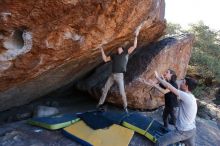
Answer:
[
  {"left": 77, "top": 34, "right": 195, "bottom": 109},
  {"left": 0, "top": 0, "right": 166, "bottom": 111}
]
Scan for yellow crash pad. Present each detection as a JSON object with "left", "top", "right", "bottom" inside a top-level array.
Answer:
[{"left": 63, "top": 121, "right": 134, "bottom": 146}]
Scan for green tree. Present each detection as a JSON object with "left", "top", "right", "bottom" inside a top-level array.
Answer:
[
  {"left": 189, "top": 21, "right": 220, "bottom": 57},
  {"left": 188, "top": 21, "right": 220, "bottom": 81},
  {"left": 165, "top": 22, "right": 183, "bottom": 36}
]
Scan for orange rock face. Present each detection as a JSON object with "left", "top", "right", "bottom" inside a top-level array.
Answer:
[
  {"left": 0, "top": 0, "right": 165, "bottom": 111},
  {"left": 77, "top": 34, "right": 194, "bottom": 109}
]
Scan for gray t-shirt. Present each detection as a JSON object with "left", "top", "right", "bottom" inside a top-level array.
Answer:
[
  {"left": 111, "top": 50, "right": 129, "bottom": 73},
  {"left": 176, "top": 90, "right": 197, "bottom": 131}
]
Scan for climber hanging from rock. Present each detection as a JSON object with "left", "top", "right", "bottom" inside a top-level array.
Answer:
[{"left": 96, "top": 22, "right": 145, "bottom": 113}]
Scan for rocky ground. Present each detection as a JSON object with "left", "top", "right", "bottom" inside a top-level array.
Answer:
[{"left": 0, "top": 88, "right": 220, "bottom": 146}]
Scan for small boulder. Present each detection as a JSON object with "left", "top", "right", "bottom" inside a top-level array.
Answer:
[{"left": 34, "top": 106, "right": 59, "bottom": 118}]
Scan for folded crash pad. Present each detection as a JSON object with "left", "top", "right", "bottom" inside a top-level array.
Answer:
[
  {"left": 62, "top": 120, "right": 134, "bottom": 146},
  {"left": 27, "top": 113, "right": 80, "bottom": 130},
  {"left": 102, "top": 111, "right": 129, "bottom": 124},
  {"left": 122, "top": 113, "right": 171, "bottom": 143},
  {"left": 77, "top": 110, "right": 129, "bottom": 128},
  {"left": 77, "top": 110, "right": 114, "bottom": 129}
]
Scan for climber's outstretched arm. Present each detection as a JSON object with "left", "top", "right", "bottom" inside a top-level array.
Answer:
[
  {"left": 100, "top": 47, "right": 111, "bottom": 62},
  {"left": 128, "top": 22, "right": 145, "bottom": 54},
  {"left": 128, "top": 35, "right": 138, "bottom": 54}
]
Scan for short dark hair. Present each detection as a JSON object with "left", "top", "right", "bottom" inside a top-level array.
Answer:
[
  {"left": 168, "top": 69, "right": 177, "bottom": 82},
  {"left": 185, "top": 77, "right": 197, "bottom": 91}
]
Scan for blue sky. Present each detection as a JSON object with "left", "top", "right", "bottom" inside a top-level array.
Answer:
[{"left": 165, "top": 0, "right": 220, "bottom": 30}]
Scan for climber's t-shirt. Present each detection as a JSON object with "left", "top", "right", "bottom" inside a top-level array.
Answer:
[
  {"left": 176, "top": 90, "right": 197, "bottom": 131},
  {"left": 111, "top": 50, "right": 129, "bottom": 73}
]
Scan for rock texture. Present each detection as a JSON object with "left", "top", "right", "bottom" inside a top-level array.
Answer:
[
  {"left": 77, "top": 34, "right": 194, "bottom": 109},
  {"left": 197, "top": 99, "right": 220, "bottom": 122},
  {"left": 0, "top": 0, "right": 166, "bottom": 111}
]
